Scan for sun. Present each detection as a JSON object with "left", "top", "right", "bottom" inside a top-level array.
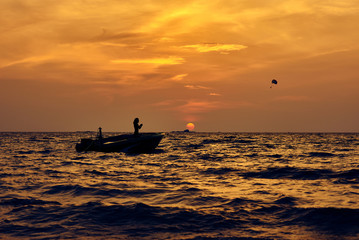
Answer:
[{"left": 186, "top": 122, "right": 195, "bottom": 131}]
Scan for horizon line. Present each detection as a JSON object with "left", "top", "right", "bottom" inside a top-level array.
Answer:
[{"left": 0, "top": 131, "right": 358, "bottom": 134}]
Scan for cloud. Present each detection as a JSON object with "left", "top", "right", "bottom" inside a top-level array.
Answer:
[
  {"left": 182, "top": 43, "right": 248, "bottom": 53},
  {"left": 184, "top": 85, "right": 222, "bottom": 97},
  {"left": 94, "top": 31, "right": 146, "bottom": 42},
  {"left": 170, "top": 74, "right": 188, "bottom": 81},
  {"left": 0, "top": 56, "right": 52, "bottom": 69},
  {"left": 175, "top": 100, "right": 223, "bottom": 114},
  {"left": 316, "top": 1, "right": 359, "bottom": 15},
  {"left": 111, "top": 56, "right": 185, "bottom": 65},
  {"left": 154, "top": 98, "right": 252, "bottom": 115},
  {"left": 184, "top": 85, "right": 210, "bottom": 90},
  {"left": 152, "top": 99, "right": 221, "bottom": 114}
]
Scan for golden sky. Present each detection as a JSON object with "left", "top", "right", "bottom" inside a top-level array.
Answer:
[{"left": 1, "top": 0, "right": 358, "bottom": 131}]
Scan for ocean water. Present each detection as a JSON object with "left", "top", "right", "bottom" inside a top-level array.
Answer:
[{"left": 0, "top": 132, "right": 358, "bottom": 240}]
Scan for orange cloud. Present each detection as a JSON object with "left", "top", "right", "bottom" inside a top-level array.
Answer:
[
  {"left": 183, "top": 43, "right": 248, "bottom": 53},
  {"left": 111, "top": 56, "right": 185, "bottom": 65},
  {"left": 0, "top": 56, "right": 52, "bottom": 69},
  {"left": 184, "top": 85, "right": 210, "bottom": 90},
  {"left": 154, "top": 99, "right": 252, "bottom": 115},
  {"left": 170, "top": 74, "right": 188, "bottom": 81},
  {"left": 175, "top": 100, "right": 222, "bottom": 114}
]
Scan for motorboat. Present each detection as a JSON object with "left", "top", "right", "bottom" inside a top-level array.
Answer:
[{"left": 76, "top": 128, "right": 164, "bottom": 153}]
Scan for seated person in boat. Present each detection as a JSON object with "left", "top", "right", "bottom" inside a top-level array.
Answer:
[{"left": 97, "top": 127, "right": 103, "bottom": 142}]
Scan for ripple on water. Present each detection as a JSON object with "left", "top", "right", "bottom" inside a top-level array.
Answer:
[{"left": 0, "top": 132, "right": 358, "bottom": 239}]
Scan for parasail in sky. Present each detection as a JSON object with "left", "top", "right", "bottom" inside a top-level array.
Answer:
[{"left": 270, "top": 79, "right": 278, "bottom": 88}]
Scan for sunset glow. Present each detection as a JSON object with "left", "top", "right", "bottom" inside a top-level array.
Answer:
[{"left": 0, "top": 0, "right": 358, "bottom": 131}]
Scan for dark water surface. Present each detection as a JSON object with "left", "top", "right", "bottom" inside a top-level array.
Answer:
[{"left": 0, "top": 132, "right": 358, "bottom": 239}]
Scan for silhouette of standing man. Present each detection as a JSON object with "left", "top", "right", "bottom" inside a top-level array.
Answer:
[{"left": 133, "top": 118, "right": 143, "bottom": 136}]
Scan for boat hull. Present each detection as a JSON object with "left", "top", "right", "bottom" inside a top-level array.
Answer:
[{"left": 76, "top": 133, "right": 164, "bottom": 153}]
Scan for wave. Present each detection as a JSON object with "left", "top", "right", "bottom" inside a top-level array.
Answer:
[
  {"left": 42, "top": 184, "right": 166, "bottom": 197},
  {"left": 201, "top": 167, "right": 238, "bottom": 175},
  {"left": 0, "top": 197, "right": 60, "bottom": 206},
  {"left": 333, "top": 169, "right": 359, "bottom": 184},
  {"left": 1, "top": 195, "right": 359, "bottom": 239},
  {"left": 242, "top": 167, "right": 333, "bottom": 180},
  {"left": 245, "top": 153, "right": 258, "bottom": 157},
  {"left": 0, "top": 201, "right": 239, "bottom": 238},
  {"left": 242, "top": 167, "right": 359, "bottom": 182},
  {"left": 266, "top": 154, "right": 283, "bottom": 158},
  {"left": 308, "top": 152, "right": 336, "bottom": 157},
  {"left": 274, "top": 196, "right": 297, "bottom": 205},
  {"left": 190, "top": 196, "right": 228, "bottom": 207},
  {"left": 289, "top": 207, "right": 359, "bottom": 235},
  {"left": 198, "top": 154, "right": 225, "bottom": 161},
  {"left": 16, "top": 150, "right": 36, "bottom": 154},
  {"left": 38, "top": 149, "right": 52, "bottom": 154},
  {"left": 186, "top": 143, "right": 204, "bottom": 149},
  {"left": 335, "top": 169, "right": 359, "bottom": 179},
  {"left": 84, "top": 169, "right": 109, "bottom": 176},
  {"left": 43, "top": 169, "right": 64, "bottom": 177},
  {"left": 201, "top": 138, "right": 256, "bottom": 145}
]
